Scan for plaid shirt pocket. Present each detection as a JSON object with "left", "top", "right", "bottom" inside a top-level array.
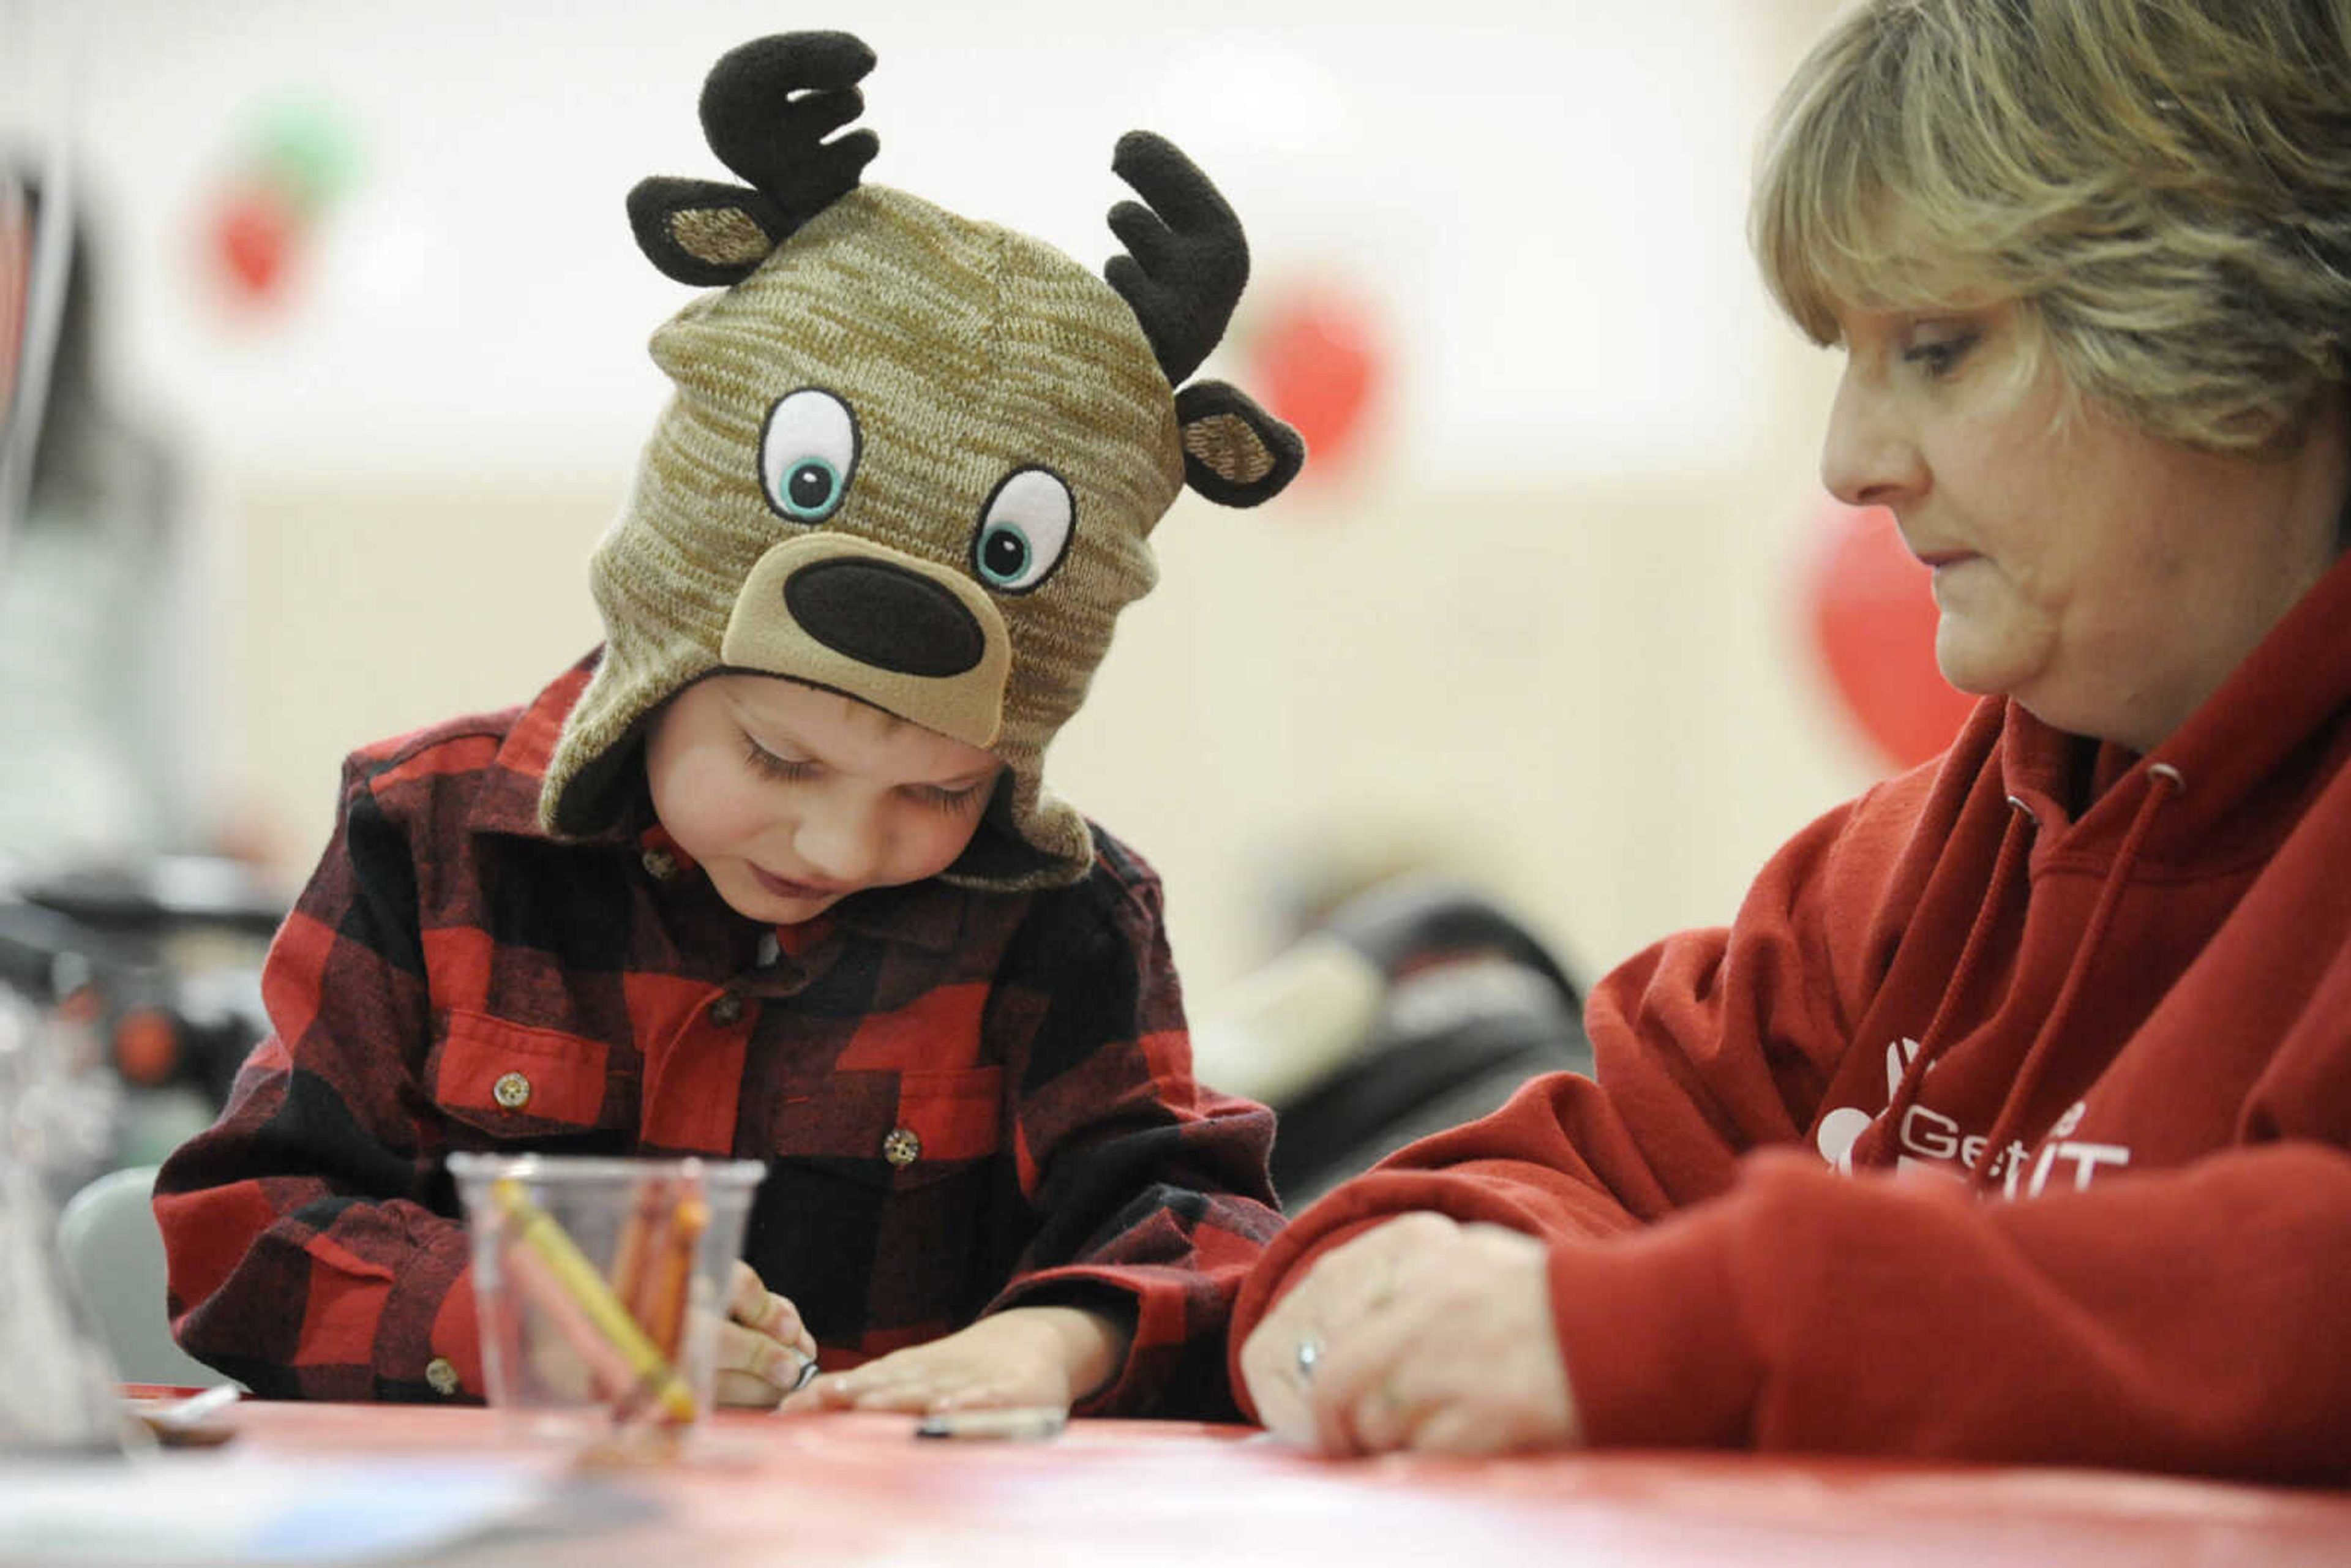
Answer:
[
  {"left": 751, "top": 1064, "right": 1008, "bottom": 1345},
  {"left": 767, "top": 1065, "right": 1003, "bottom": 1184},
  {"left": 429, "top": 1009, "right": 615, "bottom": 1136}
]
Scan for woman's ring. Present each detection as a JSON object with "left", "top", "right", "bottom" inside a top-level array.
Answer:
[{"left": 1295, "top": 1334, "right": 1323, "bottom": 1386}]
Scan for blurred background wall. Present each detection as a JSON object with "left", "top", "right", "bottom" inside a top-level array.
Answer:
[{"left": 5, "top": 0, "right": 1954, "bottom": 1021}]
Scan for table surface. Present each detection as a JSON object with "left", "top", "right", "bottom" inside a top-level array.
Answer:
[{"left": 96, "top": 1397, "right": 2351, "bottom": 1568}]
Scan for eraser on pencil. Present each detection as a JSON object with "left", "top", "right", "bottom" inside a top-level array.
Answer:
[{"left": 913, "top": 1405, "right": 1068, "bottom": 1441}]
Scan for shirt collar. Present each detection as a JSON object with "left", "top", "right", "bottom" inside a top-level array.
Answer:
[{"left": 465, "top": 654, "right": 633, "bottom": 843}]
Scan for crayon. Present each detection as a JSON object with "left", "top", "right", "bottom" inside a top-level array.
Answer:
[
  {"left": 608, "top": 1174, "right": 671, "bottom": 1315},
  {"left": 640, "top": 1180, "right": 709, "bottom": 1363},
  {"left": 502, "top": 1230, "right": 638, "bottom": 1403},
  {"left": 488, "top": 1176, "right": 700, "bottom": 1424},
  {"left": 914, "top": 1406, "right": 1068, "bottom": 1441}
]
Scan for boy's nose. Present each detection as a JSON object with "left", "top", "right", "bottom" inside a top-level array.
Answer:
[
  {"left": 1820, "top": 369, "right": 1925, "bottom": 510},
  {"left": 792, "top": 803, "right": 883, "bottom": 885}
]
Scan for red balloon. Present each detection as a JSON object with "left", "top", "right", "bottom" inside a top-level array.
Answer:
[
  {"left": 1806, "top": 501, "right": 1979, "bottom": 770},
  {"left": 211, "top": 181, "right": 299, "bottom": 302},
  {"left": 1250, "top": 285, "right": 1382, "bottom": 477}
]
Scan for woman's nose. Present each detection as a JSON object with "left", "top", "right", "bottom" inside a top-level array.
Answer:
[{"left": 1820, "top": 368, "right": 1926, "bottom": 509}]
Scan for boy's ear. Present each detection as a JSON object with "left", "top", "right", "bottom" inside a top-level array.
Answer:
[{"left": 1174, "top": 380, "right": 1306, "bottom": 508}]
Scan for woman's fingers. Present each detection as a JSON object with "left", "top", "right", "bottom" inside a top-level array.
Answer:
[
  {"left": 1242, "top": 1212, "right": 1464, "bottom": 1449},
  {"left": 1303, "top": 1263, "right": 1442, "bottom": 1454},
  {"left": 1237, "top": 1316, "right": 1314, "bottom": 1441},
  {"left": 1241, "top": 1213, "right": 1457, "bottom": 1448},
  {"left": 1247, "top": 1215, "right": 1579, "bottom": 1457}
]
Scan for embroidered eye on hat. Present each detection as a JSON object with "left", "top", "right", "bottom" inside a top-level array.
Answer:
[{"left": 538, "top": 30, "right": 1303, "bottom": 890}]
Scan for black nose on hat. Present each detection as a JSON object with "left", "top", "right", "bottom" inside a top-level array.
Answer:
[{"left": 782, "top": 556, "right": 988, "bottom": 678}]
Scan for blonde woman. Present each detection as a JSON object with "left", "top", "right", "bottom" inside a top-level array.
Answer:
[{"left": 1235, "top": 0, "right": 2351, "bottom": 1480}]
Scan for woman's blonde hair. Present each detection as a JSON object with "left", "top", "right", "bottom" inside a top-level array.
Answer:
[{"left": 1752, "top": 0, "right": 2351, "bottom": 452}]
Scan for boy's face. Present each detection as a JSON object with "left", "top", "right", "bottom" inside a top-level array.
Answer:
[{"left": 643, "top": 674, "right": 1001, "bottom": 925}]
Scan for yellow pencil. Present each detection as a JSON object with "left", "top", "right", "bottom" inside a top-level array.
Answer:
[{"left": 488, "top": 1176, "right": 700, "bottom": 1424}]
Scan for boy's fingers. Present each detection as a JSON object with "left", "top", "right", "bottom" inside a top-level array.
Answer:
[
  {"left": 716, "top": 1320, "right": 814, "bottom": 1390},
  {"left": 713, "top": 1367, "right": 787, "bottom": 1410},
  {"left": 724, "top": 1263, "right": 816, "bottom": 1356},
  {"left": 726, "top": 1260, "right": 772, "bottom": 1324}
]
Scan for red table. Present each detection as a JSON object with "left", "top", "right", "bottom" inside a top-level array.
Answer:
[{"left": 125, "top": 1399, "right": 2351, "bottom": 1567}]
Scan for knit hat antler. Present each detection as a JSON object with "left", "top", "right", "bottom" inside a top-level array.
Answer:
[{"left": 539, "top": 31, "right": 1303, "bottom": 890}]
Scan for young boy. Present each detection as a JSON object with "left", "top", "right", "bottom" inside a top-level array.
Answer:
[{"left": 154, "top": 31, "right": 1302, "bottom": 1419}]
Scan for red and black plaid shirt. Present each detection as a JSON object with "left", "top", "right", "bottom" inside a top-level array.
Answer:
[{"left": 154, "top": 658, "right": 1280, "bottom": 1416}]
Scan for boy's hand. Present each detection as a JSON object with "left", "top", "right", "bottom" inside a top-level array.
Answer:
[
  {"left": 1238, "top": 1211, "right": 1580, "bottom": 1455},
  {"left": 797, "top": 1304, "right": 1132, "bottom": 1414},
  {"left": 711, "top": 1260, "right": 820, "bottom": 1408}
]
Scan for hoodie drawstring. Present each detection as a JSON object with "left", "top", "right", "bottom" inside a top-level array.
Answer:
[
  {"left": 1857, "top": 798, "right": 2037, "bottom": 1169},
  {"left": 1963, "top": 762, "right": 2183, "bottom": 1189}
]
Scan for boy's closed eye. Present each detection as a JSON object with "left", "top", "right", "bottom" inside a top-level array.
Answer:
[
  {"left": 741, "top": 730, "right": 993, "bottom": 813},
  {"left": 741, "top": 735, "right": 820, "bottom": 781}
]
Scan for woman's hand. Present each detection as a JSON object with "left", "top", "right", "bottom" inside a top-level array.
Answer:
[
  {"left": 711, "top": 1260, "right": 820, "bottom": 1409},
  {"left": 1238, "top": 1211, "right": 1580, "bottom": 1455},
  {"left": 797, "top": 1304, "right": 1133, "bottom": 1414}
]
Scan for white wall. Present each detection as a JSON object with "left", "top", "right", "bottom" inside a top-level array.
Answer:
[{"left": 8, "top": 0, "right": 1890, "bottom": 1012}]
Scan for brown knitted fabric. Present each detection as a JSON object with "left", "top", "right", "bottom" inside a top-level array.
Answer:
[{"left": 539, "top": 184, "right": 1184, "bottom": 890}]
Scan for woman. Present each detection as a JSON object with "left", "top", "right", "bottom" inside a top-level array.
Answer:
[{"left": 1232, "top": 0, "right": 2351, "bottom": 1480}]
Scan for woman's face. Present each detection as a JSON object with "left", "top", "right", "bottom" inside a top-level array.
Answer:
[{"left": 1821, "top": 302, "right": 2348, "bottom": 753}]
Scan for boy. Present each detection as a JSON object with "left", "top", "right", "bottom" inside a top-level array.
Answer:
[{"left": 155, "top": 31, "right": 1302, "bottom": 1419}]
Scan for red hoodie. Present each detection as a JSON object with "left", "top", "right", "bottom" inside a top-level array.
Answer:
[{"left": 1232, "top": 551, "right": 2351, "bottom": 1483}]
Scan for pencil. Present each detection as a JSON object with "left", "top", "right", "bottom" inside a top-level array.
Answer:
[{"left": 488, "top": 1176, "right": 700, "bottom": 1424}]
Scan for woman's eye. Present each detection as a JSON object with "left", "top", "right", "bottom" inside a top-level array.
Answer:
[
  {"left": 1901, "top": 327, "right": 1980, "bottom": 379},
  {"left": 970, "top": 468, "right": 1074, "bottom": 593},
  {"left": 760, "top": 389, "right": 860, "bottom": 522}
]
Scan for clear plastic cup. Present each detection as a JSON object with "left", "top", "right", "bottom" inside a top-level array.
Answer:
[{"left": 447, "top": 1152, "right": 766, "bottom": 1455}]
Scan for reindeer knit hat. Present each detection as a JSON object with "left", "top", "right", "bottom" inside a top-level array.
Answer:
[{"left": 539, "top": 32, "right": 1302, "bottom": 891}]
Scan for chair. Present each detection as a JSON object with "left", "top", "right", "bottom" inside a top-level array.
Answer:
[{"left": 55, "top": 1163, "right": 237, "bottom": 1389}]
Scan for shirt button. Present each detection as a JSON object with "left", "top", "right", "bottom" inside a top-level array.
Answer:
[
  {"left": 756, "top": 932, "right": 780, "bottom": 967},
  {"left": 641, "top": 849, "right": 678, "bottom": 880},
  {"left": 881, "top": 1127, "right": 921, "bottom": 1169},
  {"left": 425, "top": 1357, "right": 460, "bottom": 1397},
  {"left": 492, "top": 1071, "right": 532, "bottom": 1111},
  {"left": 709, "top": 993, "right": 744, "bottom": 1026}
]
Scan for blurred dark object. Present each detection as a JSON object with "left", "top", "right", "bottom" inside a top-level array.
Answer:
[
  {"left": 20, "top": 854, "right": 287, "bottom": 937},
  {"left": 0, "top": 160, "right": 264, "bottom": 1153},
  {"left": 0, "top": 856, "right": 279, "bottom": 1106},
  {"left": 1258, "top": 878, "right": 1591, "bottom": 1207},
  {"left": 1, "top": 143, "right": 72, "bottom": 565},
  {"left": 1, "top": 159, "right": 212, "bottom": 869},
  {"left": 0, "top": 855, "right": 279, "bottom": 1144}
]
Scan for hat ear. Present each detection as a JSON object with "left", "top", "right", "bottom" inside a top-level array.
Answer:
[
  {"left": 626, "top": 30, "right": 880, "bottom": 287},
  {"left": 1175, "top": 380, "right": 1305, "bottom": 508},
  {"left": 627, "top": 178, "right": 793, "bottom": 286}
]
